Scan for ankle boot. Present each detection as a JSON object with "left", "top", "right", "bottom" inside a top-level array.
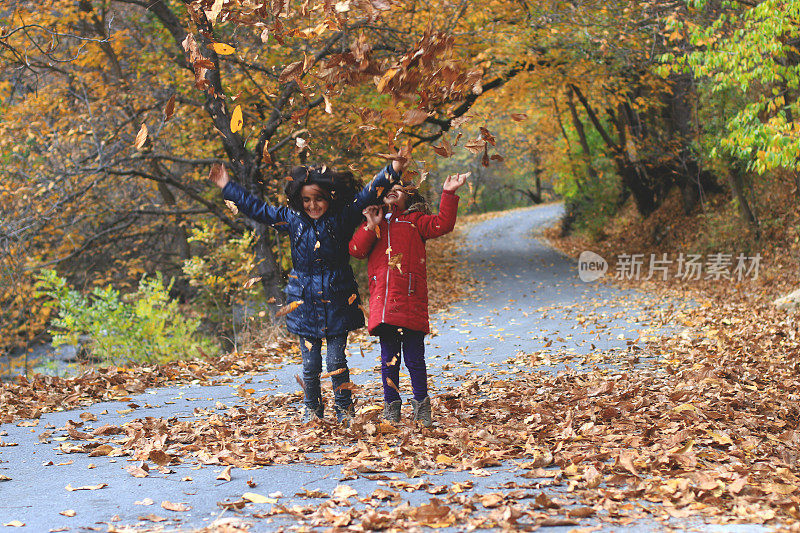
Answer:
[
  {"left": 383, "top": 400, "right": 401, "bottom": 423},
  {"left": 409, "top": 396, "right": 432, "bottom": 427}
]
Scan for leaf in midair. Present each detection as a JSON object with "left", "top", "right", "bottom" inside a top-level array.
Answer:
[
  {"left": 320, "top": 367, "right": 346, "bottom": 379},
  {"left": 348, "top": 294, "right": 357, "bottom": 305},
  {"left": 295, "top": 374, "right": 306, "bottom": 390},
  {"left": 230, "top": 105, "right": 243, "bottom": 133},
  {"left": 205, "top": 0, "right": 224, "bottom": 23},
  {"left": 134, "top": 123, "right": 148, "bottom": 150},
  {"left": 510, "top": 113, "right": 528, "bottom": 122},
  {"left": 164, "top": 95, "right": 176, "bottom": 120},
  {"left": 479, "top": 127, "right": 496, "bottom": 146},
  {"left": 224, "top": 200, "right": 238, "bottom": 215},
  {"left": 209, "top": 42, "right": 235, "bottom": 55},
  {"left": 385, "top": 377, "right": 401, "bottom": 394},
  {"left": 275, "top": 300, "right": 303, "bottom": 317},
  {"left": 403, "top": 109, "right": 429, "bottom": 126},
  {"left": 242, "top": 277, "right": 261, "bottom": 289},
  {"left": 278, "top": 61, "right": 304, "bottom": 84}
]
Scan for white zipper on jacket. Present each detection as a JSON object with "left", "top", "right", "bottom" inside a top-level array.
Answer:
[{"left": 381, "top": 216, "right": 391, "bottom": 323}]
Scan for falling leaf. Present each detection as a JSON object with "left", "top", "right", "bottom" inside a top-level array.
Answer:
[
  {"left": 278, "top": 61, "right": 304, "bottom": 84},
  {"left": 377, "top": 68, "right": 398, "bottom": 92},
  {"left": 164, "top": 95, "right": 176, "bottom": 120},
  {"left": 205, "top": 0, "right": 224, "bottom": 23},
  {"left": 275, "top": 300, "right": 303, "bottom": 318},
  {"left": 314, "top": 240, "right": 320, "bottom": 250},
  {"left": 320, "top": 367, "right": 346, "bottom": 379},
  {"left": 209, "top": 42, "right": 235, "bottom": 55},
  {"left": 388, "top": 253, "right": 403, "bottom": 273},
  {"left": 242, "top": 277, "right": 261, "bottom": 290},
  {"left": 217, "top": 465, "right": 233, "bottom": 482},
  {"left": 348, "top": 294, "right": 357, "bottom": 305},
  {"left": 134, "top": 499, "right": 154, "bottom": 506},
  {"left": 403, "top": 109, "right": 429, "bottom": 126},
  {"left": 230, "top": 105, "right": 243, "bottom": 133},
  {"left": 385, "top": 377, "right": 401, "bottom": 394},
  {"left": 510, "top": 113, "right": 528, "bottom": 121},
  {"left": 295, "top": 374, "right": 305, "bottom": 390},
  {"left": 161, "top": 501, "right": 191, "bottom": 512},
  {"left": 134, "top": 123, "right": 148, "bottom": 150}
]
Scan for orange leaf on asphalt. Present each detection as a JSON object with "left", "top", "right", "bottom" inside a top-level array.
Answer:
[{"left": 217, "top": 465, "right": 232, "bottom": 482}]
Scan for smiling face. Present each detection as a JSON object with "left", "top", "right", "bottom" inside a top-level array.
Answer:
[
  {"left": 300, "top": 184, "right": 330, "bottom": 219},
  {"left": 383, "top": 183, "right": 409, "bottom": 211}
]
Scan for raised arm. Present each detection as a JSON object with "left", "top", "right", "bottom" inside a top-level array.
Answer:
[
  {"left": 416, "top": 172, "right": 468, "bottom": 240},
  {"left": 211, "top": 165, "right": 291, "bottom": 229},
  {"left": 349, "top": 205, "right": 382, "bottom": 259}
]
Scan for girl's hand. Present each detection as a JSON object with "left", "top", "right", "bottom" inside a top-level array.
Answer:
[
  {"left": 363, "top": 205, "right": 383, "bottom": 230},
  {"left": 443, "top": 172, "right": 470, "bottom": 192},
  {"left": 391, "top": 145, "right": 411, "bottom": 175},
  {"left": 209, "top": 163, "right": 230, "bottom": 189}
]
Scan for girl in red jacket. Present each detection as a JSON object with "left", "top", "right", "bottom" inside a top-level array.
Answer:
[{"left": 349, "top": 172, "right": 468, "bottom": 426}]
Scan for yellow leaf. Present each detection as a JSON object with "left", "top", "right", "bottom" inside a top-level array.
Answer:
[
  {"left": 209, "top": 42, "right": 235, "bottom": 55},
  {"left": 230, "top": 105, "right": 243, "bottom": 133},
  {"left": 435, "top": 454, "right": 454, "bottom": 465},
  {"left": 242, "top": 492, "right": 276, "bottom": 504},
  {"left": 377, "top": 68, "right": 398, "bottom": 92}
]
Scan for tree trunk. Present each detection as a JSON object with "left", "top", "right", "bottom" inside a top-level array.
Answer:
[
  {"left": 727, "top": 163, "right": 760, "bottom": 237},
  {"left": 566, "top": 86, "right": 600, "bottom": 185}
]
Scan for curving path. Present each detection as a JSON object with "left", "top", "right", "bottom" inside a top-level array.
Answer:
[{"left": 0, "top": 204, "right": 758, "bottom": 532}]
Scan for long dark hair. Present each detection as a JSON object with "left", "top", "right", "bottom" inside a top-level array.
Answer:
[
  {"left": 284, "top": 165, "right": 361, "bottom": 214},
  {"left": 379, "top": 179, "right": 430, "bottom": 215}
]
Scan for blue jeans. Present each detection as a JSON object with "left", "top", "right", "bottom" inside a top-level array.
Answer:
[{"left": 298, "top": 334, "right": 352, "bottom": 416}]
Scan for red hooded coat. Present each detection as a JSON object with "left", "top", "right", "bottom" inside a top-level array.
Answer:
[{"left": 349, "top": 190, "right": 459, "bottom": 334}]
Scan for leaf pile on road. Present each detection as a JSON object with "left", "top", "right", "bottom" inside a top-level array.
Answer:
[
  {"left": 54, "top": 308, "right": 800, "bottom": 531},
  {"left": 0, "top": 340, "right": 296, "bottom": 424}
]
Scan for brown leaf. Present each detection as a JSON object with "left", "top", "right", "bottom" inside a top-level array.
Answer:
[
  {"left": 164, "top": 95, "right": 176, "bottom": 120},
  {"left": 510, "top": 113, "right": 528, "bottom": 121},
  {"left": 385, "top": 377, "right": 401, "bottom": 395},
  {"left": 134, "top": 123, "right": 148, "bottom": 150},
  {"left": 148, "top": 449, "right": 171, "bottom": 467},
  {"left": 275, "top": 300, "right": 303, "bottom": 318},
  {"left": 217, "top": 465, "right": 233, "bottom": 482},
  {"left": 161, "top": 500, "right": 191, "bottom": 512},
  {"left": 320, "top": 367, "right": 346, "bottom": 379},
  {"left": 242, "top": 277, "right": 262, "bottom": 290},
  {"left": 65, "top": 483, "right": 107, "bottom": 491},
  {"left": 403, "top": 109, "right": 429, "bottom": 126},
  {"left": 279, "top": 61, "right": 304, "bottom": 84}
]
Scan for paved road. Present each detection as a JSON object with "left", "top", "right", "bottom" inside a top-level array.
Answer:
[{"left": 0, "top": 204, "right": 757, "bottom": 531}]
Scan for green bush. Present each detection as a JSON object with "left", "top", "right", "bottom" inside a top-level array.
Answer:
[{"left": 34, "top": 270, "right": 217, "bottom": 365}]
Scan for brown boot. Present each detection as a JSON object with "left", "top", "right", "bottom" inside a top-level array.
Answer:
[{"left": 409, "top": 396, "right": 432, "bottom": 427}]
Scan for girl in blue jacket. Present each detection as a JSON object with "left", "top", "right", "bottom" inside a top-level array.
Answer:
[{"left": 210, "top": 161, "right": 402, "bottom": 422}]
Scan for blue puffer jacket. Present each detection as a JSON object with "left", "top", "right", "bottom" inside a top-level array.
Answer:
[{"left": 222, "top": 165, "right": 398, "bottom": 338}]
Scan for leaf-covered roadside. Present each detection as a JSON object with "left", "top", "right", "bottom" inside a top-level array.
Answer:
[
  {"left": 49, "top": 329, "right": 800, "bottom": 531},
  {"left": 0, "top": 230, "right": 469, "bottom": 424}
]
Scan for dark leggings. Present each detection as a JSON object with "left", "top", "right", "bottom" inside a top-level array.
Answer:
[{"left": 379, "top": 326, "right": 428, "bottom": 403}]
